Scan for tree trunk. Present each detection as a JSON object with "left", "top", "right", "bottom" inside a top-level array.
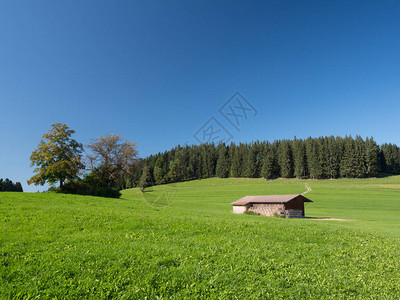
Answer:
[{"left": 60, "top": 179, "right": 64, "bottom": 191}]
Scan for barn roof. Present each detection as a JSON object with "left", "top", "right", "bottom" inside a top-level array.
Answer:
[{"left": 230, "top": 194, "right": 313, "bottom": 206}]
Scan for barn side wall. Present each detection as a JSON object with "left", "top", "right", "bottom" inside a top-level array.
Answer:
[
  {"left": 249, "top": 203, "right": 285, "bottom": 217},
  {"left": 232, "top": 205, "right": 249, "bottom": 214},
  {"left": 285, "top": 197, "right": 305, "bottom": 217}
]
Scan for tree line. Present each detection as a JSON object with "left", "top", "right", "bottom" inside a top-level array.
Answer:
[
  {"left": 28, "top": 124, "right": 400, "bottom": 197},
  {"left": 130, "top": 136, "right": 400, "bottom": 189},
  {"left": 0, "top": 178, "right": 23, "bottom": 192}
]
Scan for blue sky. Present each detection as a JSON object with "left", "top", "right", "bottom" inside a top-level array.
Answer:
[{"left": 1, "top": 0, "right": 400, "bottom": 192}]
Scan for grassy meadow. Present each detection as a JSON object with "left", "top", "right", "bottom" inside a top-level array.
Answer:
[{"left": 1, "top": 176, "right": 400, "bottom": 298}]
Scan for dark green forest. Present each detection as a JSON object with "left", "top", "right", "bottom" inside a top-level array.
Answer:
[
  {"left": 0, "top": 178, "right": 23, "bottom": 192},
  {"left": 126, "top": 136, "right": 400, "bottom": 188}
]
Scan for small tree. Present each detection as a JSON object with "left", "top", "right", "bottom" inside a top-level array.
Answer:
[
  {"left": 139, "top": 166, "right": 152, "bottom": 192},
  {"left": 28, "top": 123, "right": 84, "bottom": 190}
]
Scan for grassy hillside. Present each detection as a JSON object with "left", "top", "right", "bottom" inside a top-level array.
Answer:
[
  {"left": 307, "top": 177, "right": 400, "bottom": 236},
  {"left": 1, "top": 177, "right": 400, "bottom": 298}
]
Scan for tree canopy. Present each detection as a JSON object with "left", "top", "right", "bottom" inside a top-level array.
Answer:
[
  {"left": 28, "top": 123, "right": 84, "bottom": 190},
  {"left": 86, "top": 134, "right": 138, "bottom": 189}
]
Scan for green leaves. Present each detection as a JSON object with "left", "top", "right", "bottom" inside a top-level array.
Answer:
[{"left": 28, "top": 123, "right": 84, "bottom": 189}]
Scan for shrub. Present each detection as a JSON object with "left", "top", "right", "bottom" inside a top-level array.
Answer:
[{"left": 54, "top": 180, "right": 121, "bottom": 198}]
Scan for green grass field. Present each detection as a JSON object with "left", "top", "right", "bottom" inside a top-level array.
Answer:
[{"left": 1, "top": 177, "right": 400, "bottom": 298}]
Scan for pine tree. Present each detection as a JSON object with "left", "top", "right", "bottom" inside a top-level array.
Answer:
[
  {"left": 317, "top": 137, "right": 327, "bottom": 178},
  {"left": 179, "top": 147, "right": 190, "bottom": 180},
  {"left": 4, "top": 178, "right": 13, "bottom": 191},
  {"left": 326, "top": 136, "right": 340, "bottom": 179},
  {"left": 216, "top": 144, "right": 230, "bottom": 178},
  {"left": 15, "top": 182, "right": 23, "bottom": 192},
  {"left": 237, "top": 143, "right": 248, "bottom": 177},
  {"left": 293, "top": 138, "right": 307, "bottom": 178},
  {"left": 261, "top": 148, "right": 278, "bottom": 179},
  {"left": 245, "top": 144, "right": 258, "bottom": 178},
  {"left": 277, "top": 140, "right": 293, "bottom": 178},
  {"left": 153, "top": 156, "right": 167, "bottom": 184},
  {"left": 201, "top": 144, "right": 216, "bottom": 178},
  {"left": 139, "top": 166, "right": 152, "bottom": 192},
  {"left": 340, "top": 137, "right": 358, "bottom": 178},
  {"left": 306, "top": 138, "right": 324, "bottom": 179},
  {"left": 393, "top": 146, "right": 400, "bottom": 174},
  {"left": 187, "top": 146, "right": 199, "bottom": 180},
  {"left": 365, "top": 137, "right": 379, "bottom": 177},
  {"left": 230, "top": 145, "right": 241, "bottom": 177},
  {"left": 354, "top": 135, "right": 367, "bottom": 178},
  {"left": 168, "top": 151, "right": 184, "bottom": 182},
  {"left": 253, "top": 141, "right": 262, "bottom": 178}
]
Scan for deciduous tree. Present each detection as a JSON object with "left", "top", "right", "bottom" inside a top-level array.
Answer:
[
  {"left": 28, "top": 123, "right": 84, "bottom": 190},
  {"left": 86, "top": 134, "right": 138, "bottom": 189}
]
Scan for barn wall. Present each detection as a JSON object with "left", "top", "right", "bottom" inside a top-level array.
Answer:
[
  {"left": 249, "top": 203, "right": 285, "bottom": 217},
  {"left": 285, "top": 197, "right": 305, "bottom": 217},
  {"left": 285, "top": 198, "right": 305, "bottom": 216},
  {"left": 232, "top": 205, "right": 249, "bottom": 214}
]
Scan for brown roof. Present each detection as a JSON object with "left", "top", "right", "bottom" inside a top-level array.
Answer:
[{"left": 230, "top": 194, "right": 313, "bottom": 206}]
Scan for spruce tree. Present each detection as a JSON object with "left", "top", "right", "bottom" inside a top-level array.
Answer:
[
  {"left": 230, "top": 145, "right": 241, "bottom": 177},
  {"left": 293, "top": 138, "right": 307, "bottom": 178},
  {"left": 354, "top": 135, "right": 367, "bottom": 178},
  {"left": 216, "top": 144, "right": 230, "bottom": 178},
  {"left": 139, "top": 166, "right": 152, "bottom": 192},
  {"left": 201, "top": 144, "right": 216, "bottom": 178},
  {"left": 306, "top": 138, "right": 324, "bottom": 179},
  {"left": 15, "top": 182, "right": 23, "bottom": 192},
  {"left": 277, "top": 140, "right": 293, "bottom": 178},
  {"left": 326, "top": 136, "right": 340, "bottom": 179},
  {"left": 261, "top": 148, "right": 278, "bottom": 179},
  {"left": 340, "top": 137, "right": 358, "bottom": 178},
  {"left": 245, "top": 144, "right": 258, "bottom": 178},
  {"left": 153, "top": 156, "right": 167, "bottom": 184},
  {"left": 252, "top": 141, "right": 262, "bottom": 178},
  {"left": 317, "top": 137, "right": 327, "bottom": 178},
  {"left": 365, "top": 137, "right": 379, "bottom": 177},
  {"left": 187, "top": 146, "right": 199, "bottom": 180},
  {"left": 237, "top": 143, "right": 248, "bottom": 177},
  {"left": 168, "top": 151, "right": 184, "bottom": 182}
]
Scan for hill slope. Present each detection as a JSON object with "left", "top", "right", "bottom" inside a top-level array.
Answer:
[{"left": 1, "top": 177, "right": 400, "bottom": 298}]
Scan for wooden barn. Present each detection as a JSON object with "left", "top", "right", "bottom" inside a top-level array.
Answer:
[{"left": 230, "top": 194, "right": 313, "bottom": 218}]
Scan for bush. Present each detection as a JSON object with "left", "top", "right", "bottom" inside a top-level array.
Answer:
[{"left": 54, "top": 180, "right": 121, "bottom": 198}]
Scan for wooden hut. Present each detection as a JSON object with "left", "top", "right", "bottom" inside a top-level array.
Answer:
[{"left": 230, "top": 194, "right": 313, "bottom": 218}]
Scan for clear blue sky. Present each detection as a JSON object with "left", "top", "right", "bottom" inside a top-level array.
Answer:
[{"left": 1, "top": 1, "right": 400, "bottom": 192}]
